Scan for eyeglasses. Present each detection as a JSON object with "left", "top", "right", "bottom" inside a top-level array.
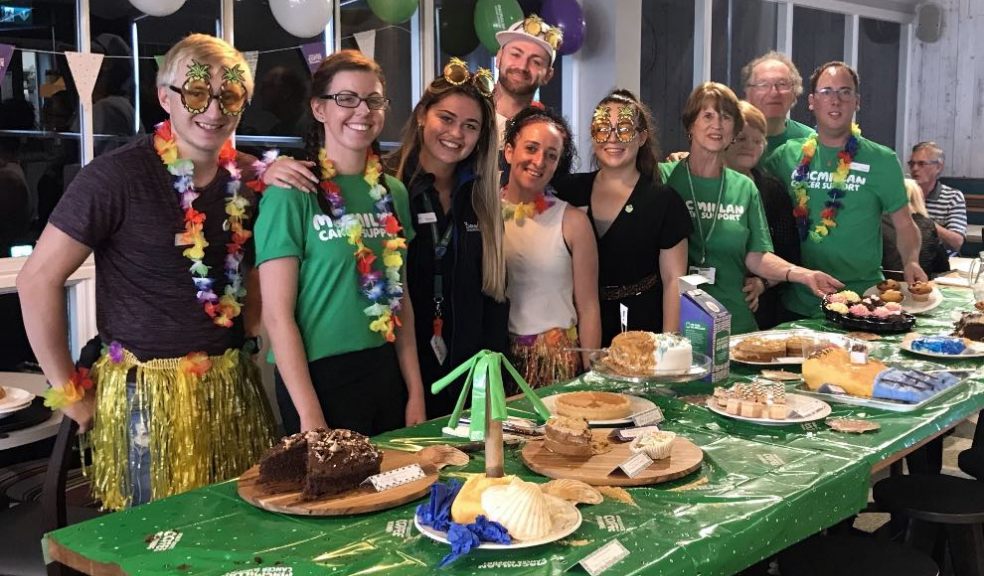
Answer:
[
  {"left": 441, "top": 57, "right": 494, "bottom": 98},
  {"left": 907, "top": 160, "right": 941, "bottom": 169},
  {"left": 169, "top": 84, "right": 249, "bottom": 116},
  {"left": 814, "top": 87, "right": 858, "bottom": 101},
  {"left": 746, "top": 80, "right": 794, "bottom": 93},
  {"left": 318, "top": 92, "right": 390, "bottom": 110}
]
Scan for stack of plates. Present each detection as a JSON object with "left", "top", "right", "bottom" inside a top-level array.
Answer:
[{"left": 0, "top": 386, "right": 36, "bottom": 420}]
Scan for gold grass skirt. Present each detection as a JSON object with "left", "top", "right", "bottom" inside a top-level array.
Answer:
[
  {"left": 86, "top": 348, "right": 275, "bottom": 510},
  {"left": 508, "top": 326, "right": 581, "bottom": 390}
]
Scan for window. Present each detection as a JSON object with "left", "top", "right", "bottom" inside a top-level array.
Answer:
[
  {"left": 790, "top": 7, "right": 845, "bottom": 129},
  {"left": 858, "top": 17, "right": 899, "bottom": 147},
  {"left": 640, "top": 0, "right": 695, "bottom": 155},
  {"left": 711, "top": 0, "right": 777, "bottom": 90}
]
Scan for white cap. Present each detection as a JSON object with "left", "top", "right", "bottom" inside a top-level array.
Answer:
[{"left": 495, "top": 14, "right": 563, "bottom": 65}]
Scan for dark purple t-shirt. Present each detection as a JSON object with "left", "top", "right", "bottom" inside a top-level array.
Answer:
[{"left": 49, "top": 135, "right": 258, "bottom": 361}]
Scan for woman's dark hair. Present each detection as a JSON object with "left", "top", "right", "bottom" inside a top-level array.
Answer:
[
  {"left": 503, "top": 105, "right": 577, "bottom": 185},
  {"left": 304, "top": 49, "right": 387, "bottom": 216},
  {"left": 591, "top": 89, "right": 661, "bottom": 179}
]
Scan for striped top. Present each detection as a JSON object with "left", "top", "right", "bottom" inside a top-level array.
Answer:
[{"left": 925, "top": 181, "right": 967, "bottom": 240}]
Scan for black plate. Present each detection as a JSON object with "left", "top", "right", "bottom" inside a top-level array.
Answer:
[{"left": 821, "top": 299, "right": 916, "bottom": 333}]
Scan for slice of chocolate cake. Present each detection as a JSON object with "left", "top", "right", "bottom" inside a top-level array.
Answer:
[
  {"left": 954, "top": 312, "right": 984, "bottom": 342},
  {"left": 302, "top": 429, "right": 382, "bottom": 500},
  {"left": 257, "top": 430, "right": 314, "bottom": 491}
]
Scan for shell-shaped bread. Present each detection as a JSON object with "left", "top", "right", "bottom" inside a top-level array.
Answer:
[
  {"left": 540, "top": 478, "right": 603, "bottom": 505},
  {"left": 480, "top": 479, "right": 553, "bottom": 541}
]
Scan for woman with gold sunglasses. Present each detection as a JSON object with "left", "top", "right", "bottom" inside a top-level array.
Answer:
[
  {"left": 555, "top": 89, "right": 691, "bottom": 345},
  {"left": 261, "top": 58, "right": 506, "bottom": 419}
]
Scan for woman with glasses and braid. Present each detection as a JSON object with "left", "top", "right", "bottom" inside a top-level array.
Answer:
[
  {"left": 554, "top": 89, "right": 690, "bottom": 346},
  {"left": 254, "top": 50, "right": 426, "bottom": 435},
  {"left": 261, "top": 59, "right": 508, "bottom": 419}
]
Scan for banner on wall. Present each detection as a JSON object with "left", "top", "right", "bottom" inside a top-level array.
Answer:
[
  {"left": 300, "top": 42, "right": 325, "bottom": 74},
  {"left": 154, "top": 55, "right": 165, "bottom": 68},
  {"left": 65, "top": 51, "right": 105, "bottom": 109},
  {"left": 243, "top": 50, "right": 259, "bottom": 79},
  {"left": 353, "top": 29, "right": 376, "bottom": 60},
  {"left": 0, "top": 44, "right": 14, "bottom": 79}
]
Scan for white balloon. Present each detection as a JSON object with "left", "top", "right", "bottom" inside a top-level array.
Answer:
[
  {"left": 270, "top": 0, "right": 333, "bottom": 39},
  {"left": 128, "top": 0, "right": 186, "bottom": 17}
]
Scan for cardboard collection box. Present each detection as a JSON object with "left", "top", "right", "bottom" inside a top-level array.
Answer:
[{"left": 678, "top": 276, "right": 731, "bottom": 383}]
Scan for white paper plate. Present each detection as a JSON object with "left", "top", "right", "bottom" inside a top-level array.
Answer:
[
  {"left": 705, "top": 393, "right": 831, "bottom": 426},
  {"left": 414, "top": 494, "right": 581, "bottom": 550},
  {"left": 0, "top": 386, "right": 35, "bottom": 412},
  {"left": 863, "top": 283, "right": 943, "bottom": 315},
  {"left": 729, "top": 329, "right": 856, "bottom": 366},
  {"left": 899, "top": 333, "right": 984, "bottom": 359},
  {"left": 541, "top": 393, "right": 657, "bottom": 426}
]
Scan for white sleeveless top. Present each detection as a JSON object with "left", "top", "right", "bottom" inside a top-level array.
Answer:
[{"left": 504, "top": 198, "right": 577, "bottom": 335}]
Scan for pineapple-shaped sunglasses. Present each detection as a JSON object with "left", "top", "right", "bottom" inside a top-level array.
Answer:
[{"left": 168, "top": 59, "right": 249, "bottom": 117}]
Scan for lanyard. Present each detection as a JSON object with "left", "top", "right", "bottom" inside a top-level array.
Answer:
[
  {"left": 684, "top": 160, "right": 726, "bottom": 265},
  {"left": 420, "top": 192, "right": 454, "bottom": 335}
]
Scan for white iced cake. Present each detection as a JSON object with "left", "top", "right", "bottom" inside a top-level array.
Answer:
[{"left": 606, "top": 331, "right": 693, "bottom": 375}]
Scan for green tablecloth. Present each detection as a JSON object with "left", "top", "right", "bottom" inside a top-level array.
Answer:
[{"left": 47, "top": 288, "right": 984, "bottom": 576}]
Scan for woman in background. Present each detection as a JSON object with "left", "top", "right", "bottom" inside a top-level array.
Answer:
[{"left": 555, "top": 89, "right": 690, "bottom": 344}]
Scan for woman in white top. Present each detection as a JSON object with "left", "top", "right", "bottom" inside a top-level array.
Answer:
[{"left": 501, "top": 105, "right": 600, "bottom": 388}]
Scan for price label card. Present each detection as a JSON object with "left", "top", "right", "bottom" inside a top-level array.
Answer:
[
  {"left": 619, "top": 304, "right": 628, "bottom": 332},
  {"left": 579, "top": 539, "right": 630, "bottom": 576},
  {"left": 616, "top": 452, "right": 653, "bottom": 478},
  {"left": 613, "top": 425, "right": 661, "bottom": 442},
  {"left": 362, "top": 464, "right": 425, "bottom": 492},
  {"left": 632, "top": 407, "right": 664, "bottom": 427}
]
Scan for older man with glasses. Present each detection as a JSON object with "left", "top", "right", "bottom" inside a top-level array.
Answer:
[
  {"left": 908, "top": 141, "right": 967, "bottom": 254},
  {"left": 742, "top": 51, "right": 814, "bottom": 157},
  {"left": 763, "top": 61, "right": 927, "bottom": 320}
]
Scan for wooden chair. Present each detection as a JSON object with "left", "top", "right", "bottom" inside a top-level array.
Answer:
[{"left": 0, "top": 416, "right": 100, "bottom": 576}]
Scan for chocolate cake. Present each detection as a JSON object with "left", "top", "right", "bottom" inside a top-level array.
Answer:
[
  {"left": 257, "top": 428, "right": 382, "bottom": 500},
  {"left": 954, "top": 312, "right": 984, "bottom": 342}
]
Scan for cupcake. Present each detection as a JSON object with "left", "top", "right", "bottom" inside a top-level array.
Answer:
[
  {"left": 908, "top": 281, "right": 934, "bottom": 302},
  {"left": 849, "top": 304, "right": 872, "bottom": 317},
  {"left": 826, "top": 302, "right": 849, "bottom": 314},
  {"left": 630, "top": 431, "right": 676, "bottom": 460},
  {"left": 876, "top": 279, "right": 900, "bottom": 292},
  {"left": 880, "top": 289, "right": 904, "bottom": 303},
  {"left": 829, "top": 290, "right": 861, "bottom": 304}
]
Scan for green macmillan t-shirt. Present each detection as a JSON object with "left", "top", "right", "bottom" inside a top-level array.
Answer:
[
  {"left": 764, "top": 118, "right": 814, "bottom": 159},
  {"left": 762, "top": 135, "right": 907, "bottom": 318},
  {"left": 660, "top": 161, "right": 775, "bottom": 334},
  {"left": 254, "top": 173, "right": 416, "bottom": 363}
]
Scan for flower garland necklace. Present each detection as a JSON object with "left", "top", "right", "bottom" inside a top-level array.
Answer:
[
  {"left": 154, "top": 120, "right": 250, "bottom": 328},
  {"left": 791, "top": 123, "right": 861, "bottom": 243},
  {"left": 500, "top": 187, "right": 555, "bottom": 223},
  {"left": 319, "top": 149, "right": 406, "bottom": 342}
]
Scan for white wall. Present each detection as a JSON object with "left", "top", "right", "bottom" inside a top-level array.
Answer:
[{"left": 908, "top": 0, "right": 984, "bottom": 177}]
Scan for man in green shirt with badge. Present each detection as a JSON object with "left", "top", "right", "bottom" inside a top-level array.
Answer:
[
  {"left": 742, "top": 51, "right": 815, "bottom": 157},
  {"left": 763, "top": 61, "right": 927, "bottom": 319}
]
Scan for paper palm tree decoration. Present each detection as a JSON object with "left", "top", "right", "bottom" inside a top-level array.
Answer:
[{"left": 431, "top": 350, "right": 551, "bottom": 476}]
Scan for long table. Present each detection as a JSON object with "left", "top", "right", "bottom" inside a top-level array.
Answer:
[{"left": 46, "top": 288, "right": 984, "bottom": 576}]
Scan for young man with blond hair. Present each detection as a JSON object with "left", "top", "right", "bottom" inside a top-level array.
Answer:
[{"left": 17, "top": 33, "right": 274, "bottom": 510}]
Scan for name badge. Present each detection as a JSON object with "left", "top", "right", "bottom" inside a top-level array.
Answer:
[
  {"left": 850, "top": 162, "right": 870, "bottom": 173},
  {"left": 417, "top": 212, "right": 437, "bottom": 224},
  {"left": 688, "top": 266, "right": 716, "bottom": 285}
]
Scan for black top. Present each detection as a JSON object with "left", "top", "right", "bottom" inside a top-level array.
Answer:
[
  {"left": 403, "top": 155, "right": 510, "bottom": 419},
  {"left": 555, "top": 171, "right": 692, "bottom": 346},
  {"left": 49, "top": 136, "right": 257, "bottom": 360},
  {"left": 751, "top": 167, "right": 800, "bottom": 329}
]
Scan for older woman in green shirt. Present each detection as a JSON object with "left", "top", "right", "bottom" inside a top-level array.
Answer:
[{"left": 659, "top": 82, "right": 842, "bottom": 334}]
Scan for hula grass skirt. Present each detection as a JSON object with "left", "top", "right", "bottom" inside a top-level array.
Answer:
[{"left": 86, "top": 348, "right": 275, "bottom": 510}]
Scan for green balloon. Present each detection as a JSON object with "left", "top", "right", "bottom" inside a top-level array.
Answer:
[
  {"left": 367, "top": 0, "right": 418, "bottom": 24},
  {"left": 474, "top": 0, "right": 524, "bottom": 53}
]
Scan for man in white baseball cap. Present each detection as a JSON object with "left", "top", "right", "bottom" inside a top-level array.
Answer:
[{"left": 494, "top": 14, "right": 562, "bottom": 142}]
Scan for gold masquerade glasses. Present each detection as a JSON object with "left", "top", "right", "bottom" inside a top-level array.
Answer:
[
  {"left": 173, "top": 61, "right": 249, "bottom": 116},
  {"left": 442, "top": 58, "right": 494, "bottom": 99},
  {"left": 521, "top": 14, "right": 563, "bottom": 51},
  {"left": 590, "top": 104, "right": 640, "bottom": 144}
]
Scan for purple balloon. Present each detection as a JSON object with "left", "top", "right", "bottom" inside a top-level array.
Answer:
[{"left": 541, "top": 0, "right": 584, "bottom": 55}]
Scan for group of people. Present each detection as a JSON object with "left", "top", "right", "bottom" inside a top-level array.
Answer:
[{"left": 14, "top": 16, "right": 969, "bottom": 511}]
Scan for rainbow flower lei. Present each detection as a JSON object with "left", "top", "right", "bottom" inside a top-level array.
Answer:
[
  {"left": 42, "top": 367, "right": 94, "bottom": 409},
  {"left": 501, "top": 189, "right": 554, "bottom": 223},
  {"left": 791, "top": 123, "right": 861, "bottom": 243},
  {"left": 153, "top": 120, "right": 250, "bottom": 328},
  {"left": 318, "top": 149, "right": 406, "bottom": 342}
]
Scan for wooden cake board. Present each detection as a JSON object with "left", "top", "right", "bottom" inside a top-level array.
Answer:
[
  {"left": 238, "top": 449, "right": 437, "bottom": 515},
  {"left": 520, "top": 429, "right": 703, "bottom": 486}
]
